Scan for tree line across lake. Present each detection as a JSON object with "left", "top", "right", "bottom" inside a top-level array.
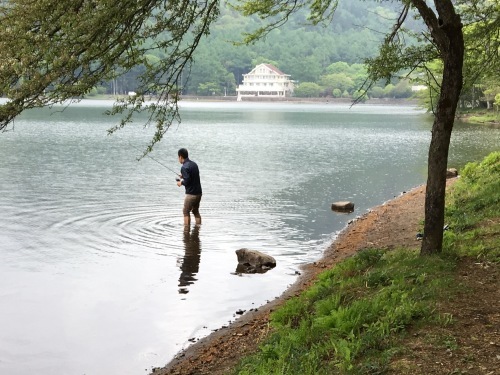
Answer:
[
  {"left": 89, "top": 1, "right": 401, "bottom": 98},
  {"left": 86, "top": 1, "right": 498, "bottom": 112}
]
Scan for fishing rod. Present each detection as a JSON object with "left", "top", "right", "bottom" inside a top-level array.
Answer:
[{"left": 129, "top": 143, "right": 180, "bottom": 178}]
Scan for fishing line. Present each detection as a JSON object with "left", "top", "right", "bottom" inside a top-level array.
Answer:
[{"left": 129, "top": 143, "right": 179, "bottom": 177}]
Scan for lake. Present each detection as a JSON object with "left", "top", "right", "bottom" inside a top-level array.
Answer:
[{"left": 0, "top": 100, "right": 498, "bottom": 374}]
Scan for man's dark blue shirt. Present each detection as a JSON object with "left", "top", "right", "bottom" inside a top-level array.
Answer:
[{"left": 180, "top": 158, "right": 202, "bottom": 195}]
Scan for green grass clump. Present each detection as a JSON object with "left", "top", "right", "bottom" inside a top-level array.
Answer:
[
  {"left": 458, "top": 108, "right": 500, "bottom": 125},
  {"left": 444, "top": 151, "right": 500, "bottom": 262},
  {"left": 233, "top": 152, "right": 499, "bottom": 375},
  {"left": 468, "top": 113, "right": 500, "bottom": 124}
]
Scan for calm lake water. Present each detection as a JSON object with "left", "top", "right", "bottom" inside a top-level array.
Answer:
[{"left": 0, "top": 100, "right": 498, "bottom": 374}]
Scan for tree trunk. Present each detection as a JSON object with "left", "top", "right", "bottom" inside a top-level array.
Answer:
[{"left": 421, "top": 9, "right": 464, "bottom": 255}]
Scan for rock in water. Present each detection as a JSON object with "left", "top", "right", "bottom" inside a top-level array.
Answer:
[
  {"left": 331, "top": 201, "right": 354, "bottom": 212},
  {"left": 235, "top": 249, "right": 276, "bottom": 273},
  {"left": 446, "top": 168, "right": 458, "bottom": 178}
]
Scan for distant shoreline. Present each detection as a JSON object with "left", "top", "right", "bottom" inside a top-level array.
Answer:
[
  {"left": 0, "top": 95, "right": 420, "bottom": 107},
  {"left": 179, "top": 95, "right": 420, "bottom": 106},
  {"left": 28, "top": 95, "right": 415, "bottom": 106}
]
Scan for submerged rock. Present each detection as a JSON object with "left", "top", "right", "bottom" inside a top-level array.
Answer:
[{"left": 235, "top": 249, "right": 276, "bottom": 274}]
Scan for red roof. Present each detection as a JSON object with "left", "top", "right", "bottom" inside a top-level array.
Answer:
[{"left": 263, "top": 63, "right": 285, "bottom": 75}]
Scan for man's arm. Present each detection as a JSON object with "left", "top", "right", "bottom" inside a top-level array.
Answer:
[{"left": 180, "top": 165, "right": 192, "bottom": 187}]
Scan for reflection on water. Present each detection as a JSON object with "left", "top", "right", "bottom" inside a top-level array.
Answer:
[
  {"left": 235, "top": 262, "right": 274, "bottom": 274},
  {"left": 178, "top": 225, "right": 202, "bottom": 294}
]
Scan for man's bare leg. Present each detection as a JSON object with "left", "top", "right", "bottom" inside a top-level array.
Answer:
[{"left": 194, "top": 213, "right": 201, "bottom": 225}]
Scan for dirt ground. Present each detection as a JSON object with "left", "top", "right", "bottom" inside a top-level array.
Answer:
[{"left": 152, "top": 179, "right": 499, "bottom": 375}]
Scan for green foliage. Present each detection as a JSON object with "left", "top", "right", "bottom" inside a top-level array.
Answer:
[
  {"left": 86, "top": 85, "right": 107, "bottom": 97},
  {"left": 413, "top": 60, "right": 443, "bottom": 112},
  {"left": 0, "top": 0, "right": 222, "bottom": 152},
  {"left": 294, "top": 82, "right": 322, "bottom": 97},
  {"left": 288, "top": 59, "right": 413, "bottom": 99},
  {"left": 326, "top": 61, "right": 351, "bottom": 74},
  {"left": 251, "top": 57, "right": 280, "bottom": 69},
  {"left": 390, "top": 80, "right": 412, "bottom": 98},
  {"left": 460, "top": 0, "right": 500, "bottom": 101},
  {"left": 201, "top": 1, "right": 399, "bottom": 88},
  {"left": 443, "top": 152, "right": 500, "bottom": 262},
  {"left": 87, "top": 87, "right": 99, "bottom": 97},
  {"left": 413, "top": 0, "right": 500, "bottom": 112},
  {"left": 369, "top": 86, "right": 384, "bottom": 98},
  {"left": 465, "top": 110, "right": 500, "bottom": 124},
  {"left": 319, "top": 73, "right": 355, "bottom": 94},
  {"left": 197, "top": 82, "right": 222, "bottom": 95},
  {"left": 183, "top": 44, "right": 235, "bottom": 95}
]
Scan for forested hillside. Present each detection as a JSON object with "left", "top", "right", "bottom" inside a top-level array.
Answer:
[
  {"left": 91, "top": 0, "right": 498, "bottom": 110},
  {"left": 186, "top": 1, "right": 399, "bottom": 92},
  {"left": 98, "top": 0, "right": 411, "bottom": 98}
]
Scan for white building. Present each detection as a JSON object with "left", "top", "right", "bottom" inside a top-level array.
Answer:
[
  {"left": 411, "top": 85, "right": 428, "bottom": 92},
  {"left": 236, "top": 63, "right": 294, "bottom": 101}
]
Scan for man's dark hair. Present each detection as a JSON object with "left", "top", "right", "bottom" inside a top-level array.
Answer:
[{"left": 178, "top": 148, "right": 189, "bottom": 159}]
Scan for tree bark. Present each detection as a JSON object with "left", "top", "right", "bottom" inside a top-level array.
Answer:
[{"left": 420, "top": 3, "right": 464, "bottom": 255}]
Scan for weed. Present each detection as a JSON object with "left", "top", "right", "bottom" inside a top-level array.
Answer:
[
  {"left": 441, "top": 335, "right": 459, "bottom": 350},
  {"left": 436, "top": 312, "right": 454, "bottom": 326}
]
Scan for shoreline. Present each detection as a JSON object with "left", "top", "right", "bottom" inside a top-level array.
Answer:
[
  {"left": 178, "top": 96, "right": 420, "bottom": 106},
  {"left": 153, "top": 181, "right": 451, "bottom": 375},
  {"left": 169, "top": 96, "right": 419, "bottom": 107},
  {"left": 0, "top": 95, "right": 418, "bottom": 106}
]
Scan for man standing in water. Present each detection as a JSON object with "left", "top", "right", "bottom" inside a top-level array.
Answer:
[{"left": 177, "top": 148, "right": 202, "bottom": 226}]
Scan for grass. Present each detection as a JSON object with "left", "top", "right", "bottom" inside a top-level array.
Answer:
[
  {"left": 458, "top": 108, "right": 500, "bottom": 125},
  {"left": 443, "top": 152, "right": 500, "bottom": 262},
  {"left": 468, "top": 114, "right": 500, "bottom": 124},
  {"left": 233, "top": 152, "right": 499, "bottom": 375}
]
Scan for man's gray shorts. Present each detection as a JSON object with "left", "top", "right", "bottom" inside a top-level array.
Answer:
[{"left": 183, "top": 194, "right": 202, "bottom": 216}]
